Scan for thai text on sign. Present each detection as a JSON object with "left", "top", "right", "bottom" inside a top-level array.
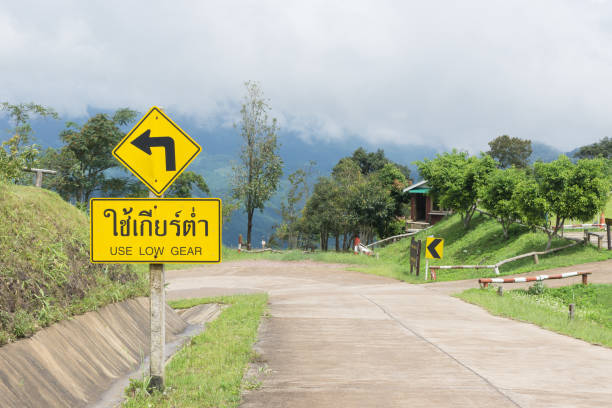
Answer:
[{"left": 90, "top": 198, "right": 221, "bottom": 263}]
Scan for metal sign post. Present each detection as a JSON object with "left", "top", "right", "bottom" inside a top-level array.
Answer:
[
  {"left": 149, "top": 263, "right": 165, "bottom": 388},
  {"left": 148, "top": 190, "right": 165, "bottom": 389}
]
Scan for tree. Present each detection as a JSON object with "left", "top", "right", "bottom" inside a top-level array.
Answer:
[
  {"left": 166, "top": 171, "right": 210, "bottom": 197},
  {"left": 351, "top": 147, "right": 388, "bottom": 175},
  {"left": 372, "top": 162, "right": 408, "bottom": 217},
  {"left": 42, "top": 109, "right": 139, "bottom": 203},
  {"left": 479, "top": 168, "right": 526, "bottom": 239},
  {"left": 574, "top": 137, "right": 612, "bottom": 159},
  {"left": 276, "top": 162, "right": 315, "bottom": 249},
  {"left": 330, "top": 158, "right": 363, "bottom": 249},
  {"left": 349, "top": 177, "right": 396, "bottom": 243},
  {"left": 350, "top": 147, "right": 411, "bottom": 180},
  {"left": 231, "top": 81, "right": 283, "bottom": 250},
  {"left": 514, "top": 156, "right": 610, "bottom": 249},
  {"left": 0, "top": 102, "right": 58, "bottom": 183},
  {"left": 416, "top": 151, "right": 495, "bottom": 228},
  {"left": 487, "top": 135, "right": 532, "bottom": 168},
  {"left": 302, "top": 177, "right": 344, "bottom": 251}
]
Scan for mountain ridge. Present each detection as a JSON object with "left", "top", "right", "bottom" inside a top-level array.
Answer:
[{"left": 0, "top": 111, "right": 585, "bottom": 246}]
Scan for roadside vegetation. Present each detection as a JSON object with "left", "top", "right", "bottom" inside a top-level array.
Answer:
[
  {"left": 0, "top": 184, "right": 147, "bottom": 345},
  {"left": 214, "top": 211, "right": 612, "bottom": 283},
  {"left": 122, "top": 294, "right": 268, "bottom": 408},
  {"left": 456, "top": 283, "right": 612, "bottom": 348}
]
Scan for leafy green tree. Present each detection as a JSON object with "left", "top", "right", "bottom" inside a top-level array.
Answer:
[
  {"left": 42, "top": 108, "right": 138, "bottom": 203},
  {"left": 166, "top": 171, "right": 210, "bottom": 197},
  {"left": 231, "top": 81, "right": 283, "bottom": 249},
  {"left": 479, "top": 168, "right": 526, "bottom": 239},
  {"left": 372, "top": 162, "right": 408, "bottom": 217},
  {"left": 330, "top": 158, "right": 362, "bottom": 249},
  {"left": 349, "top": 177, "right": 396, "bottom": 243},
  {"left": 514, "top": 156, "right": 610, "bottom": 249},
  {"left": 100, "top": 175, "right": 148, "bottom": 198},
  {"left": 574, "top": 137, "right": 612, "bottom": 159},
  {"left": 302, "top": 177, "right": 344, "bottom": 251},
  {"left": 300, "top": 157, "right": 405, "bottom": 249},
  {"left": 416, "top": 151, "right": 495, "bottom": 228},
  {"left": 352, "top": 147, "right": 388, "bottom": 175},
  {"left": 487, "top": 135, "right": 532, "bottom": 168},
  {"left": 513, "top": 171, "right": 555, "bottom": 249},
  {"left": 0, "top": 102, "right": 58, "bottom": 183},
  {"left": 98, "top": 170, "right": 211, "bottom": 199},
  {"left": 350, "top": 147, "right": 411, "bottom": 180}
]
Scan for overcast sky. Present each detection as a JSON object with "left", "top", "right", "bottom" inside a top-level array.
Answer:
[{"left": 1, "top": 0, "right": 611, "bottom": 151}]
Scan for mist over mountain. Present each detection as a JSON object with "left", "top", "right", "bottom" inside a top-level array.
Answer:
[
  {"left": 1, "top": 111, "right": 441, "bottom": 245},
  {"left": 1, "top": 110, "right": 585, "bottom": 246},
  {"left": 530, "top": 142, "right": 563, "bottom": 163}
]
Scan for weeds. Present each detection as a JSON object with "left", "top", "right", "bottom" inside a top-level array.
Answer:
[
  {"left": 214, "top": 212, "right": 612, "bottom": 284},
  {"left": 123, "top": 294, "right": 268, "bottom": 408},
  {"left": 0, "top": 184, "right": 148, "bottom": 344}
]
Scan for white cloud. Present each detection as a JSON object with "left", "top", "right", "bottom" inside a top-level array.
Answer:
[{"left": 1, "top": 0, "right": 612, "bottom": 151}]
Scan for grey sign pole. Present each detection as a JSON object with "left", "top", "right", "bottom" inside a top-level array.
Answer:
[
  {"left": 606, "top": 218, "right": 612, "bottom": 251},
  {"left": 148, "top": 191, "right": 165, "bottom": 390}
]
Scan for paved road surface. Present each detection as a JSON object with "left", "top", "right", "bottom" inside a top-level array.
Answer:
[{"left": 166, "top": 260, "right": 612, "bottom": 408}]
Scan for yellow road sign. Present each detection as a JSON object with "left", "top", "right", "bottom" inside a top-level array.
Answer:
[
  {"left": 90, "top": 198, "right": 221, "bottom": 263},
  {"left": 425, "top": 237, "right": 444, "bottom": 259},
  {"left": 113, "top": 106, "right": 201, "bottom": 196}
]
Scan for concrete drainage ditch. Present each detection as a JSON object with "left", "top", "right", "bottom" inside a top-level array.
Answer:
[{"left": 0, "top": 297, "right": 223, "bottom": 408}]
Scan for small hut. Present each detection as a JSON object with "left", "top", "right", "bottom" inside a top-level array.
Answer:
[{"left": 403, "top": 180, "right": 449, "bottom": 228}]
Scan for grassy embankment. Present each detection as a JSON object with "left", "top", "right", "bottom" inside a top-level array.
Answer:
[
  {"left": 0, "top": 184, "right": 148, "bottom": 345},
  {"left": 122, "top": 294, "right": 268, "bottom": 408},
  {"left": 201, "top": 211, "right": 612, "bottom": 283},
  {"left": 457, "top": 283, "right": 612, "bottom": 348}
]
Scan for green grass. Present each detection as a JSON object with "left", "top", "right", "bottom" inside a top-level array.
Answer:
[
  {"left": 456, "top": 283, "right": 612, "bottom": 348},
  {"left": 205, "top": 212, "right": 612, "bottom": 284},
  {"left": 0, "top": 183, "right": 148, "bottom": 345},
  {"left": 123, "top": 294, "right": 268, "bottom": 408},
  {"left": 399, "top": 213, "right": 612, "bottom": 282}
]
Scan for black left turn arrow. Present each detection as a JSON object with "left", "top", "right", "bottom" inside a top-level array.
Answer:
[
  {"left": 131, "top": 129, "right": 176, "bottom": 171},
  {"left": 427, "top": 238, "right": 442, "bottom": 259}
]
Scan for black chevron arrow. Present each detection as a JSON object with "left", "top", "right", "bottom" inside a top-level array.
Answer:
[
  {"left": 131, "top": 129, "right": 176, "bottom": 171},
  {"left": 427, "top": 238, "right": 442, "bottom": 259}
]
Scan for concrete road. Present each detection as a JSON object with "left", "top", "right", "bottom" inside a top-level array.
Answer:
[{"left": 166, "top": 260, "right": 612, "bottom": 408}]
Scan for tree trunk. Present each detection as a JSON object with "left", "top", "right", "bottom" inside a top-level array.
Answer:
[
  {"left": 463, "top": 204, "right": 477, "bottom": 228},
  {"left": 335, "top": 234, "right": 340, "bottom": 252},
  {"left": 247, "top": 208, "right": 254, "bottom": 250},
  {"left": 545, "top": 232, "right": 553, "bottom": 251}
]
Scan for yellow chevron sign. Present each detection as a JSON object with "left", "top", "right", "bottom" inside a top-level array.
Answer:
[{"left": 425, "top": 237, "right": 444, "bottom": 259}]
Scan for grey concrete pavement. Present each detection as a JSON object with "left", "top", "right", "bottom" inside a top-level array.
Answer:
[{"left": 166, "top": 260, "right": 612, "bottom": 408}]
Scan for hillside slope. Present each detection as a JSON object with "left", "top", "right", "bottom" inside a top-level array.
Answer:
[
  {"left": 0, "top": 184, "right": 147, "bottom": 345},
  {"left": 219, "top": 210, "right": 612, "bottom": 284},
  {"left": 376, "top": 212, "right": 612, "bottom": 281}
]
